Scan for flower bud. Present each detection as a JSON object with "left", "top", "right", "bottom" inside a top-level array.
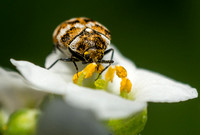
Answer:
[{"left": 4, "top": 109, "right": 40, "bottom": 135}]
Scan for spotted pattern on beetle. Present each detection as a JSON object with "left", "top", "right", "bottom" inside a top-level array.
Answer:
[{"left": 53, "top": 17, "right": 111, "bottom": 56}]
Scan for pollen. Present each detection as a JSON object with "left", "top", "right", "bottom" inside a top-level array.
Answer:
[
  {"left": 72, "top": 61, "right": 133, "bottom": 99},
  {"left": 73, "top": 71, "right": 83, "bottom": 84},
  {"left": 83, "top": 63, "right": 97, "bottom": 78},
  {"left": 115, "top": 65, "right": 127, "bottom": 78},
  {"left": 84, "top": 51, "right": 89, "bottom": 56},
  {"left": 96, "top": 64, "right": 104, "bottom": 73},
  {"left": 105, "top": 66, "right": 116, "bottom": 82},
  {"left": 120, "top": 77, "right": 132, "bottom": 93}
]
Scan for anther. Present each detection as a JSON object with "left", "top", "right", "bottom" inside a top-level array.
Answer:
[
  {"left": 105, "top": 66, "right": 116, "bottom": 82},
  {"left": 83, "top": 63, "right": 97, "bottom": 78},
  {"left": 115, "top": 65, "right": 127, "bottom": 78},
  {"left": 96, "top": 64, "right": 104, "bottom": 74},
  {"left": 120, "top": 77, "right": 132, "bottom": 93},
  {"left": 73, "top": 71, "right": 83, "bottom": 84}
]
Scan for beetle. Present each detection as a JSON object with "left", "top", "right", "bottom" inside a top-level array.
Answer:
[{"left": 47, "top": 17, "right": 114, "bottom": 76}]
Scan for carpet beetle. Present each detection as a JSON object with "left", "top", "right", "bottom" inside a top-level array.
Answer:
[{"left": 48, "top": 17, "right": 114, "bottom": 76}]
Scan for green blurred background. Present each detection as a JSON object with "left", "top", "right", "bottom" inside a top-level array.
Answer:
[{"left": 1, "top": 0, "right": 200, "bottom": 134}]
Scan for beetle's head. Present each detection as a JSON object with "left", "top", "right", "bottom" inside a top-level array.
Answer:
[{"left": 84, "top": 48, "right": 104, "bottom": 63}]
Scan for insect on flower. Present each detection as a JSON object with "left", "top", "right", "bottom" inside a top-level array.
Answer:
[{"left": 48, "top": 17, "right": 114, "bottom": 76}]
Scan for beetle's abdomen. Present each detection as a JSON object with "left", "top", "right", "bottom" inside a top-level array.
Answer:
[
  {"left": 53, "top": 20, "right": 84, "bottom": 48},
  {"left": 53, "top": 17, "right": 111, "bottom": 50},
  {"left": 69, "top": 28, "right": 110, "bottom": 55}
]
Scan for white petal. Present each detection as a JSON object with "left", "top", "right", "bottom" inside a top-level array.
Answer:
[
  {"left": 64, "top": 83, "right": 146, "bottom": 119},
  {"left": 107, "top": 76, "right": 121, "bottom": 95},
  {"left": 45, "top": 49, "right": 85, "bottom": 74},
  {"left": 45, "top": 49, "right": 69, "bottom": 72},
  {"left": 0, "top": 68, "right": 45, "bottom": 113},
  {"left": 11, "top": 59, "right": 69, "bottom": 95},
  {"left": 133, "top": 69, "right": 198, "bottom": 102},
  {"left": 105, "top": 44, "right": 136, "bottom": 72},
  {"left": 11, "top": 59, "right": 146, "bottom": 119}
]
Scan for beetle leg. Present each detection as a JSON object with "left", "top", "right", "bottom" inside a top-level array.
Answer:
[
  {"left": 104, "top": 48, "right": 114, "bottom": 61},
  {"left": 95, "top": 60, "right": 114, "bottom": 80},
  {"left": 54, "top": 44, "right": 66, "bottom": 54},
  {"left": 71, "top": 56, "right": 79, "bottom": 75},
  {"left": 82, "top": 61, "right": 89, "bottom": 64},
  {"left": 99, "top": 60, "right": 114, "bottom": 64},
  {"left": 46, "top": 58, "right": 79, "bottom": 71}
]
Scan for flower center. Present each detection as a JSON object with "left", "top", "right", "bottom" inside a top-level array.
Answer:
[{"left": 73, "top": 63, "right": 133, "bottom": 99}]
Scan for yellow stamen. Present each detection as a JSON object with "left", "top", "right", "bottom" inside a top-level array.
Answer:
[
  {"left": 105, "top": 66, "right": 116, "bottom": 82},
  {"left": 96, "top": 64, "right": 104, "bottom": 73},
  {"left": 120, "top": 77, "right": 132, "bottom": 93},
  {"left": 72, "top": 61, "right": 133, "bottom": 99},
  {"left": 73, "top": 71, "right": 83, "bottom": 84},
  {"left": 115, "top": 65, "right": 127, "bottom": 78},
  {"left": 83, "top": 63, "right": 97, "bottom": 78}
]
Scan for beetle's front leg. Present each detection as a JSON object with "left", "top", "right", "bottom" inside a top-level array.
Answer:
[{"left": 95, "top": 60, "right": 114, "bottom": 80}]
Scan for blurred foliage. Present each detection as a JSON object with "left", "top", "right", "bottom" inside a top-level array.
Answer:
[
  {"left": 0, "top": 110, "right": 7, "bottom": 135},
  {"left": 107, "top": 109, "right": 147, "bottom": 135},
  {"left": 1, "top": 0, "right": 200, "bottom": 134},
  {"left": 37, "top": 98, "right": 109, "bottom": 135},
  {"left": 3, "top": 109, "right": 40, "bottom": 135}
]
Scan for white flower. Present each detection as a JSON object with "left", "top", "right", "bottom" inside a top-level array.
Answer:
[
  {"left": 0, "top": 68, "right": 46, "bottom": 114},
  {"left": 8, "top": 45, "right": 197, "bottom": 120}
]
